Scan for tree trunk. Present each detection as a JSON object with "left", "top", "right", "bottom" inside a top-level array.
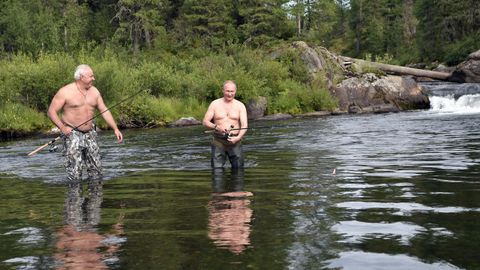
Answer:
[{"left": 341, "top": 56, "right": 451, "bottom": 81}]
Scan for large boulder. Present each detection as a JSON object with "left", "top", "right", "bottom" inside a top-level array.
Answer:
[
  {"left": 246, "top": 96, "right": 267, "bottom": 120},
  {"left": 332, "top": 74, "right": 429, "bottom": 113},
  {"left": 270, "top": 41, "right": 432, "bottom": 115},
  {"left": 274, "top": 41, "right": 346, "bottom": 89},
  {"left": 449, "top": 49, "right": 480, "bottom": 83}
]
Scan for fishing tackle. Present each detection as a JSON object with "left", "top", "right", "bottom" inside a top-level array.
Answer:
[
  {"left": 28, "top": 89, "right": 145, "bottom": 156},
  {"left": 49, "top": 143, "right": 59, "bottom": 152}
]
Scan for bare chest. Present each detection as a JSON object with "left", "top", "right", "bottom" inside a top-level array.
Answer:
[
  {"left": 215, "top": 105, "right": 240, "bottom": 119},
  {"left": 64, "top": 91, "right": 97, "bottom": 110}
]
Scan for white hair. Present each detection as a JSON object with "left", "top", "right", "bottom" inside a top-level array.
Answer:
[
  {"left": 74, "top": 64, "right": 91, "bottom": 80},
  {"left": 223, "top": 80, "right": 237, "bottom": 90}
]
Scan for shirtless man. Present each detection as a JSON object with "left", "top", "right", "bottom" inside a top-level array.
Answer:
[
  {"left": 202, "top": 80, "right": 248, "bottom": 168},
  {"left": 48, "top": 64, "right": 123, "bottom": 181}
]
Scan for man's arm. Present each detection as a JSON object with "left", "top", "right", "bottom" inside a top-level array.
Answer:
[
  {"left": 202, "top": 102, "right": 217, "bottom": 130},
  {"left": 97, "top": 93, "right": 123, "bottom": 143},
  {"left": 47, "top": 90, "right": 72, "bottom": 135},
  {"left": 229, "top": 102, "right": 248, "bottom": 144}
]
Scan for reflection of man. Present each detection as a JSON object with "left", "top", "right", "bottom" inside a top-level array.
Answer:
[
  {"left": 202, "top": 80, "right": 248, "bottom": 168},
  {"left": 207, "top": 169, "right": 253, "bottom": 254},
  {"left": 55, "top": 179, "right": 124, "bottom": 269}
]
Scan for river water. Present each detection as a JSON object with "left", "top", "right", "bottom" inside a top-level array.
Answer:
[{"left": 1, "top": 83, "right": 480, "bottom": 269}]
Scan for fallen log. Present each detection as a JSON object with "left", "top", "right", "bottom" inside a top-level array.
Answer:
[{"left": 341, "top": 56, "right": 451, "bottom": 81}]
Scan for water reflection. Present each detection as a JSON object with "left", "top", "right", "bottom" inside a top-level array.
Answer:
[
  {"left": 207, "top": 168, "right": 253, "bottom": 254},
  {"left": 55, "top": 179, "right": 125, "bottom": 269},
  {"left": 327, "top": 251, "right": 461, "bottom": 270}
]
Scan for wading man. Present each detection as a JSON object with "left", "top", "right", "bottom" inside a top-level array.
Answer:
[
  {"left": 48, "top": 64, "right": 123, "bottom": 181},
  {"left": 202, "top": 80, "right": 248, "bottom": 168}
]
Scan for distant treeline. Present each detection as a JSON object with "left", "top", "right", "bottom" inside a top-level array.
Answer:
[{"left": 1, "top": 0, "right": 479, "bottom": 64}]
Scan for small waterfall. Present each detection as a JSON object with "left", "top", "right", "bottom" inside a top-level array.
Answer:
[{"left": 419, "top": 82, "right": 480, "bottom": 113}]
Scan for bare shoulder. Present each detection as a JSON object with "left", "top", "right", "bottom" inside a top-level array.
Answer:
[
  {"left": 89, "top": 86, "right": 101, "bottom": 97},
  {"left": 209, "top": 98, "right": 223, "bottom": 107},
  {"left": 234, "top": 99, "right": 247, "bottom": 109},
  {"left": 56, "top": 83, "right": 74, "bottom": 97}
]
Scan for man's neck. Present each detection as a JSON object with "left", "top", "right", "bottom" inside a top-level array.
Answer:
[{"left": 76, "top": 81, "right": 89, "bottom": 91}]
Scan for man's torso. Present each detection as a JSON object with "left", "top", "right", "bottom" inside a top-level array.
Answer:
[
  {"left": 62, "top": 83, "right": 99, "bottom": 131},
  {"left": 212, "top": 98, "right": 242, "bottom": 135}
]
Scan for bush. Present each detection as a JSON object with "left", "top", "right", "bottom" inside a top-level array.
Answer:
[
  {"left": 116, "top": 95, "right": 207, "bottom": 128},
  {"left": 444, "top": 32, "right": 480, "bottom": 66},
  {"left": 0, "top": 102, "right": 50, "bottom": 132},
  {"left": 0, "top": 53, "right": 73, "bottom": 111}
]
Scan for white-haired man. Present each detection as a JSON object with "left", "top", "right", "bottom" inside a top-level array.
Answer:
[{"left": 48, "top": 64, "right": 123, "bottom": 181}]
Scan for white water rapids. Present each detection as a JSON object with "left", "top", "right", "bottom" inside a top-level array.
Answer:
[
  {"left": 421, "top": 82, "right": 480, "bottom": 114},
  {"left": 429, "top": 94, "right": 480, "bottom": 114}
]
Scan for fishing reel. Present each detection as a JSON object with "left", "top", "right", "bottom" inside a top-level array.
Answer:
[{"left": 49, "top": 143, "right": 59, "bottom": 152}]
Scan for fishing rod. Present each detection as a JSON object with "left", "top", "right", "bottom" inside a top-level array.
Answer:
[
  {"left": 27, "top": 89, "right": 145, "bottom": 156},
  {"left": 204, "top": 127, "right": 250, "bottom": 134}
]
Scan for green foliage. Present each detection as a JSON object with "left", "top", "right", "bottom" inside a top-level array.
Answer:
[
  {"left": 0, "top": 0, "right": 478, "bottom": 68},
  {"left": 0, "top": 102, "right": 50, "bottom": 132},
  {"left": 268, "top": 79, "right": 336, "bottom": 114},
  {"left": 174, "top": 0, "right": 237, "bottom": 49},
  {"left": 0, "top": 53, "right": 74, "bottom": 111},
  {"left": 274, "top": 47, "right": 310, "bottom": 83},
  {"left": 364, "top": 53, "right": 395, "bottom": 65},
  {"left": 118, "top": 95, "right": 207, "bottom": 127},
  {"left": 0, "top": 44, "right": 339, "bottom": 134},
  {"left": 415, "top": 0, "right": 480, "bottom": 62},
  {"left": 237, "top": 0, "right": 295, "bottom": 47},
  {"left": 444, "top": 32, "right": 480, "bottom": 66},
  {"left": 111, "top": 0, "right": 170, "bottom": 55}
]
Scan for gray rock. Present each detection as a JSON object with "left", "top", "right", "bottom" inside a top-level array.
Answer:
[
  {"left": 468, "top": 49, "right": 480, "bottom": 60},
  {"left": 449, "top": 49, "right": 480, "bottom": 83},
  {"left": 246, "top": 96, "right": 267, "bottom": 120},
  {"left": 169, "top": 117, "right": 201, "bottom": 127},
  {"left": 333, "top": 75, "right": 429, "bottom": 113}
]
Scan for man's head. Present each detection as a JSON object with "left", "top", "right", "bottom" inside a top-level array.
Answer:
[
  {"left": 74, "top": 64, "right": 95, "bottom": 88},
  {"left": 222, "top": 80, "right": 237, "bottom": 102}
]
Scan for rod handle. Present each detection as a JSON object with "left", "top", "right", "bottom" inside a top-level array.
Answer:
[{"left": 27, "top": 136, "right": 61, "bottom": 156}]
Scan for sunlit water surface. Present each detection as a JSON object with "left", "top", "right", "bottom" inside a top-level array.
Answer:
[{"left": 1, "top": 93, "right": 480, "bottom": 269}]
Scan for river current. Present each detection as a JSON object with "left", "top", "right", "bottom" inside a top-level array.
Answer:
[{"left": 1, "top": 83, "right": 480, "bottom": 269}]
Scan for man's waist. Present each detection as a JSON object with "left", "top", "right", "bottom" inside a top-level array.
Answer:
[
  {"left": 212, "top": 135, "right": 241, "bottom": 147},
  {"left": 62, "top": 120, "right": 95, "bottom": 133}
]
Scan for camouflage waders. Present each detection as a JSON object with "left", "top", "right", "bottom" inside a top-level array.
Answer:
[
  {"left": 63, "top": 128, "right": 102, "bottom": 181},
  {"left": 211, "top": 134, "right": 244, "bottom": 169}
]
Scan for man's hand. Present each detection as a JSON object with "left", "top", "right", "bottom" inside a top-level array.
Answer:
[
  {"left": 114, "top": 129, "right": 123, "bottom": 143},
  {"left": 60, "top": 126, "right": 73, "bottom": 137},
  {"left": 227, "top": 136, "right": 240, "bottom": 144}
]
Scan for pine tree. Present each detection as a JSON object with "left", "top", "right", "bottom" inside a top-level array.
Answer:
[
  {"left": 112, "top": 0, "right": 170, "bottom": 55},
  {"left": 174, "top": 0, "right": 236, "bottom": 49},
  {"left": 237, "top": 0, "right": 294, "bottom": 47}
]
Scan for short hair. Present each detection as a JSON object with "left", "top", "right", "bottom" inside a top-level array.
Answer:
[
  {"left": 223, "top": 80, "right": 237, "bottom": 90},
  {"left": 74, "top": 64, "right": 91, "bottom": 80}
]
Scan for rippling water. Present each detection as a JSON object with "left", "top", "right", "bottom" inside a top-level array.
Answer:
[{"left": 1, "top": 107, "right": 480, "bottom": 269}]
